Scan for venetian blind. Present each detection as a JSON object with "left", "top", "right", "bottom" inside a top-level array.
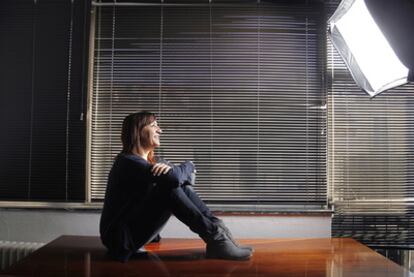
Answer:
[
  {"left": 90, "top": 0, "right": 327, "bottom": 211},
  {"left": 0, "top": 0, "right": 88, "bottom": 202},
  {"left": 326, "top": 0, "right": 414, "bottom": 247}
]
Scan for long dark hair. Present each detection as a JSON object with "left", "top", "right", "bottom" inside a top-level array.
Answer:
[{"left": 121, "top": 111, "right": 157, "bottom": 164}]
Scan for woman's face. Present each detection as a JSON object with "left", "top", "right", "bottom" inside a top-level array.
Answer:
[{"left": 140, "top": 120, "right": 162, "bottom": 149}]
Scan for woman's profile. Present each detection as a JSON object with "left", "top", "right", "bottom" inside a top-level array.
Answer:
[{"left": 99, "top": 111, "right": 253, "bottom": 262}]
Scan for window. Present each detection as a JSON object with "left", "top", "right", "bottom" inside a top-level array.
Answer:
[
  {"left": 0, "top": 0, "right": 89, "bottom": 202},
  {"left": 327, "top": 0, "right": 414, "bottom": 247},
  {"left": 89, "top": 0, "right": 327, "bottom": 211}
]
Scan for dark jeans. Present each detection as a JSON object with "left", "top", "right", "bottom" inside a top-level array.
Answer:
[{"left": 117, "top": 183, "right": 218, "bottom": 259}]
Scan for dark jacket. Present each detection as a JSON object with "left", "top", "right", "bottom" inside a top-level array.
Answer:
[{"left": 99, "top": 153, "right": 195, "bottom": 252}]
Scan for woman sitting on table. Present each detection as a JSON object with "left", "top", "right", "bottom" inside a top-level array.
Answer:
[{"left": 99, "top": 111, "right": 253, "bottom": 262}]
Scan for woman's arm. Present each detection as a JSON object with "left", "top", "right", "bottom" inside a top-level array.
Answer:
[
  {"left": 122, "top": 155, "right": 195, "bottom": 188},
  {"left": 151, "top": 160, "right": 195, "bottom": 187}
]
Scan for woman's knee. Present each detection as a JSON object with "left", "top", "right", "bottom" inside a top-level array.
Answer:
[{"left": 169, "top": 186, "right": 185, "bottom": 200}]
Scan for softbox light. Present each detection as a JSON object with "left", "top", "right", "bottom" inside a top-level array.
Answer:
[{"left": 328, "top": 0, "right": 410, "bottom": 97}]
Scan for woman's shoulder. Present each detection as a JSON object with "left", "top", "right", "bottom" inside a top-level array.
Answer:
[
  {"left": 109, "top": 154, "right": 152, "bottom": 187},
  {"left": 115, "top": 153, "right": 150, "bottom": 169}
]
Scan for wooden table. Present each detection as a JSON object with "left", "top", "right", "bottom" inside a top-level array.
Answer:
[{"left": 1, "top": 236, "right": 411, "bottom": 276}]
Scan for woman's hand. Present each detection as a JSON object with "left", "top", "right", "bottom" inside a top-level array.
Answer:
[{"left": 151, "top": 163, "right": 172, "bottom": 176}]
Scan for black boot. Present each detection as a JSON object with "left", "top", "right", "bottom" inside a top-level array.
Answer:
[
  {"left": 213, "top": 219, "right": 253, "bottom": 252},
  {"left": 205, "top": 228, "right": 252, "bottom": 260},
  {"left": 167, "top": 187, "right": 252, "bottom": 260}
]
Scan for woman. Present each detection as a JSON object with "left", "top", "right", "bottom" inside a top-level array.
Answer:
[{"left": 100, "top": 111, "right": 252, "bottom": 262}]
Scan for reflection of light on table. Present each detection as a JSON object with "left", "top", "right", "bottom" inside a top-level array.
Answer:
[{"left": 2, "top": 236, "right": 410, "bottom": 277}]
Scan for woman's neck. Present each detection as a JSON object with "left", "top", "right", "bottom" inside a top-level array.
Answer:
[{"left": 133, "top": 147, "right": 150, "bottom": 161}]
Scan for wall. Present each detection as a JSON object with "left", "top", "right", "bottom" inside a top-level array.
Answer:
[{"left": 0, "top": 209, "right": 331, "bottom": 243}]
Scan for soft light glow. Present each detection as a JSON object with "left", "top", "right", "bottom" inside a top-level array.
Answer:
[{"left": 329, "top": 0, "right": 409, "bottom": 96}]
